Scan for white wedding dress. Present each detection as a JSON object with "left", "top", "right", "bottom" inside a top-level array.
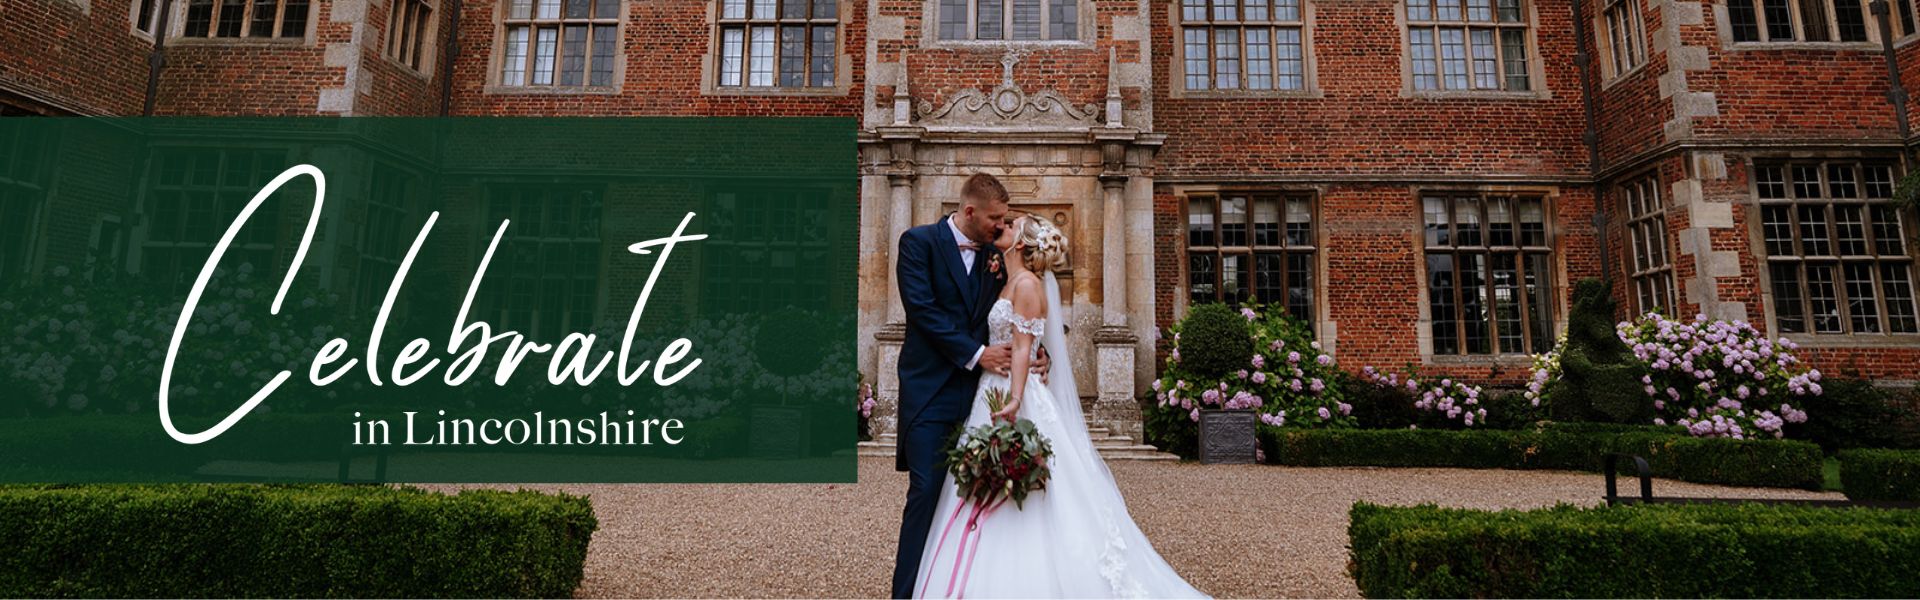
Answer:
[{"left": 914, "top": 273, "right": 1207, "bottom": 599}]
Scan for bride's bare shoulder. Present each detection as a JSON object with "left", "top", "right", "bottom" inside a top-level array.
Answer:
[{"left": 1010, "top": 272, "right": 1046, "bottom": 317}]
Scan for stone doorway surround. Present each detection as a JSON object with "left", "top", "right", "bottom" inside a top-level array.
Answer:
[{"left": 856, "top": 48, "right": 1166, "bottom": 455}]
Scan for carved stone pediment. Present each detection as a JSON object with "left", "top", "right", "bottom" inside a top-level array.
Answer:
[
  {"left": 915, "top": 85, "right": 1101, "bottom": 130},
  {"left": 910, "top": 50, "right": 1102, "bottom": 131}
]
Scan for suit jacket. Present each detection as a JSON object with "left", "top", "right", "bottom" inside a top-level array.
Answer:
[{"left": 894, "top": 215, "right": 1005, "bottom": 469}]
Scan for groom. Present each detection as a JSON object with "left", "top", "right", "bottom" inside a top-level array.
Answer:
[{"left": 891, "top": 173, "right": 1039, "bottom": 599}]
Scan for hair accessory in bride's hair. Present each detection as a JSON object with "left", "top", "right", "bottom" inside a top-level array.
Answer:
[{"left": 1016, "top": 216, "right": 1070, "bottom": 272}]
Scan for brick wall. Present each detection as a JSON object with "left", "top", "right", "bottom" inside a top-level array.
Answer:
[
  {"left": 1682, "top": 19, "right": 1896, "bottom": 139},
  {"left": 152, "top": 0, "right": 351, "bottom": 115},
  {"left": 0, "top": 0, "right": 152, "bottom": 114},
  {"left": 1591, "top": 0, "right": 1669, "bottom": 167},
  {"left": 1149, "top": 0, "right": 1599, "bottom": 383},
  {"left": 1151, "top": 0, "right": 1591, "bottom": 178},
  {"left": 352, "top": 0, "right": 451, "bottom": 116},
  {"left": 7, "top": 0, "right": 1920, "bottom": 386},
  {"left": 447, "top": 0, "right": 864, "bottom": 116}
]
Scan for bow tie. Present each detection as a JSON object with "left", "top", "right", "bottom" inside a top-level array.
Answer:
[{"left": 957, "top": 241, "right": 980, "bottom": 251}]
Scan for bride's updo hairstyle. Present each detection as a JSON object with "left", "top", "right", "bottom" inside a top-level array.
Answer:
[{"left": 1013, "top": 215, "right": 1069, "bottom": 273}]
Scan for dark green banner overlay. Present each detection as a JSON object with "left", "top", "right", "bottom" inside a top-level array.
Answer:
[{"left": 0, "top": 118, "right": 857, "bottom": 483}]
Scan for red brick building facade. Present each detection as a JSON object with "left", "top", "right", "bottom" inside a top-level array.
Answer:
[{"left": 6, "top": 0, "right": 1919, "bottom": 443}]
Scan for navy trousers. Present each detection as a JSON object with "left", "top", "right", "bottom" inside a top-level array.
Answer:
[{"left": 890, "top": 414, "right": 962, "bottom": 599}]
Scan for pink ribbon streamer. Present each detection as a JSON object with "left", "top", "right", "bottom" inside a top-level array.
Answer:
[
  {"left": 942, "top": 497, "right": 1008, "bottom": 599},
  {"left": 917, "top": 502, "right": 971, "bottom": 598}
]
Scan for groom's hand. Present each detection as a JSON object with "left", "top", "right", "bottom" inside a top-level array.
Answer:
[
  {"left": 1031, "top": 346, "right": 1051, "bottom": 383},
  {"left": 979, "top": 344, "right": 1014, "bottom": 376},
  {"left": 979, "top": 345, "right": 1051, "bottom": 381}
]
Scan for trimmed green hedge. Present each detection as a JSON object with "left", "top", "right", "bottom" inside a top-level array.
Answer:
[
  {"left": 1840, "top": 448, "right": 1920, "bottom": 502},
  {"left": 1788, "top": 379, "right": 1920, "bottom": 452},
  {"left": 0, "top": 484, "right": 596, "bottom": 597},
  {"left": 1350, "top": 502, "right": 1920, "bottom": 598},
  {"left": 1261, "top": 426, "right": 1825, "bottom": 489}
]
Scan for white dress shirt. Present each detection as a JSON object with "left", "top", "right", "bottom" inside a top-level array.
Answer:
[
  {"left": 948, "top": 215, "right": 986, "bottom": 371},
  {"left": 948, "top": 215, "right": 976, "bottom": 273}
]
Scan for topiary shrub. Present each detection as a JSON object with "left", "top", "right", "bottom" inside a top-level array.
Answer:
[
  {"left": 1530, "top": 279, "right": 1824, "bottom": 440},
  {"left": 1551, "top": 345, "right": 1648, "bottom": 424},
  {"left": 1147, "top": 302, "right": 1352, "bottom": 458},
  {"left": 1567, "top": 278, "right": 1627, "bottom": 363},
  {"left": 1173, "top": 303, "right": 1251, "bottom": 378},
  {"left": 1537, "top": 278, "right": 1642, "bottom": 423}
]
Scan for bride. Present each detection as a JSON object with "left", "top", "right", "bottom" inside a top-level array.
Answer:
[{"left": 914, "top": 214, "right": 1207, "bottom": 599}]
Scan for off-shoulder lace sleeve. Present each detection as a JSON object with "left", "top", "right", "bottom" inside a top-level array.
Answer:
[{"left": 1010, "top": 313, "right": 1046, "bottom": 336}]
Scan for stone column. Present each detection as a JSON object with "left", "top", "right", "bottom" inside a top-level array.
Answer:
[
  {"left": 872, "top": 127, "right": 923, "bottom": 437},
  {"left": 1091, "top": 133, "right": 1142, "bottom": 441}
]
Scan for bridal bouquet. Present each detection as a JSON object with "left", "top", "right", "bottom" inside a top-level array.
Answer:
[{"left": 945, "top": 387, "right": 1053, "bottom": 511}]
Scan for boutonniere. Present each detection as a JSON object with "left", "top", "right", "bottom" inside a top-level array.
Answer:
[{"left": 988, "top": 253, "right": 1003, "bottom": 278}]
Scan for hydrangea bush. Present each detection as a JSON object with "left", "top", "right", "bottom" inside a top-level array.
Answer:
[
  {"left": 856, "top": 378, "right": 875, "bottom": 442},
  {"left": 0, "top": 261, "right": 350, "bottom": 418},
  {"left": 1360, "top": 366, "right": 1489, "bottom": 428},
  {"left": 1151, "top": 302, "right": 1353, "bottom": 431},
  {"left": 1523, "top": 334, "right": 1564, "bottom": 408},
  {"left": 1531, "top": 312, "right": 1817, "bottom": 439},
  {"left": 1618, "top": 313, "right": 1814, "bottom": 438}
]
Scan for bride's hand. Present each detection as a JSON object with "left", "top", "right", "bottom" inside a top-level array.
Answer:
[{"left": 992, "top": 400, "right": 1022, "bottom": 424}]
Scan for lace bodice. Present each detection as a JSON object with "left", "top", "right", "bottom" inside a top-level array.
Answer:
[{"left": 987, "top": 297, "right": 1046, "bottom": 349}]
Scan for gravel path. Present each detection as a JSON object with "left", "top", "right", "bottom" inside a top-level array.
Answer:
[{"left": 442, "top": 457, "right": 1840, "bottom": 598}]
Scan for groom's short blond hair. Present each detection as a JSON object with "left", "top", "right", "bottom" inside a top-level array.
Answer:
[{"left": 961, "top": 173, "right": 1009, "bottom": 207}]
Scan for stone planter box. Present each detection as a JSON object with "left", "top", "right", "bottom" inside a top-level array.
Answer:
[
  {"left": 1198, "top": 409, "right": 1257, "bottom": 464},
  {"left": 749, "top": 404, "right": 809, "bottom": 458}
]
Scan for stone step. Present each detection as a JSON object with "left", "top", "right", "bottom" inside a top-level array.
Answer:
[
  {"left": 1095, "top": 448, "right": 1183, "bottom": 461},
  {"left": 858, "top": 437, "right": 1181, "bottom": 461}
]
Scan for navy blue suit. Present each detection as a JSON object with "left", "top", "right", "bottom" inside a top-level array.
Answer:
[{"left": 891, "top": 215, "right": 1003, "bottom": 599}]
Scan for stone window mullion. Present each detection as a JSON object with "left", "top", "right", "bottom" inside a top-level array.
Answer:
[
  {"left": 716, "top": 0, "right": 838, "bottom": 89},
  {"left": 1180, "top": 0, "right": 1307, "bottom": 93},
  {"left": 387, "top": 0, "right": 437, "bottom": 72},
  {"left": 938, "top": 0, "right": 1076, "bottom": 41},
  {"left": 1600, "top": 0, "right": 1645, "bottom": 79},
  {"left": 1729, "top": 0, "right": 1872, "bottom": 42},
  {"left": 1184, "top": 191, "right": 1317, "bottom": 322},
  {"left": 1423, "top": 193, "right": 1553, "bottom": 356},
  {"left": 183, "top": 0, "right": 310, "bottom": 38},
  {"left": 1757, "top": 160, "right": 1919, "bottom": 336},
  {"left": 1405, "top": 0, "right": 1530, "bottom": 92},
  {"left": 501, "top": 0, "right": 620, "bottom": 88},
  {"left": 1624, "top": 175, "right": 1675, "bottom": 314}
]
